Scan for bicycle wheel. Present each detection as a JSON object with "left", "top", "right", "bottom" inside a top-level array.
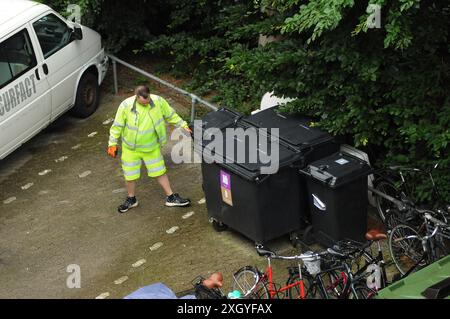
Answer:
[
  {"left": 374, "top": 179, "right": 400, "bottom": 223},
  {"left": 389, "top": 224, "right": 425, "bottom": 275},
  {"left": 232, "top": 266, "right": 270, "bottom": 299},
  {"left": 385, "top": 208, "right": 404, "bottom": 230}
]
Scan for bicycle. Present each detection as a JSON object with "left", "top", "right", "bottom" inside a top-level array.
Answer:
[
  {"left": 389, "top": 211, "right": 450, "bottom": 276},
  {"left": 286, "top": 243, "right": 379, "bottom": 299},
  {"left": 231, "top": 245, "right": 329, "bottom": 299},
  {"left": 302, "top": 229, "right": 392, "bottom": 299},
  {"left": 333, "top": 229, "right": 393, "bottom": 291},
  {"left": 371, "top": 163, "right": 450, "bottom": 230},
  {"left": 322, "top": 248, "right": 379, "bottom": 299},
  {"left": 232, "top": 244, "right": 377, "bottom": 299}
]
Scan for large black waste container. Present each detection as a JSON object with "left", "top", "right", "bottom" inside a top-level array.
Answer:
[
  {"left": 193, "top": 108, "right": 305, "bottom": 244},
  {"left": 243, "top": 107, "right": 340, "bottom": 226},
  {"left": 243, "top": 107, "right": 339, "bottom": 165},
  {"left": 302, "top": 152, "right": 372, "bottom": 247}
]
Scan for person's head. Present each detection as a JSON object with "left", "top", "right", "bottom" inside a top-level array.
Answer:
[
  {"left": 203, "top": 272, "right": 223, "bottom": 289},
  {"left": 135, "top": 85, "right": 151, "bottom": 105}
]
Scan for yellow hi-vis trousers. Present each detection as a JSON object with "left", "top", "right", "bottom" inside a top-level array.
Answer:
[{"left": 121, "top": 146, "right": 166, "bottom": 181}]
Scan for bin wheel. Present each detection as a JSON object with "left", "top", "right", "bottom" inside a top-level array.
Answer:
[
  {"left": 211, "top": 219, "right": 228, "bottom": 232},
  {"left": 302, "top": 225, "right": 315, "bottom": 245},
  {"left": 289, "top": 232, "right": 301, "bottom": 248}
]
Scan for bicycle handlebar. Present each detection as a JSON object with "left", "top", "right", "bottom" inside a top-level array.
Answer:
[
  {"left": 271, "top": 250, "right": 329, "bottom": 261},
  {"left": 255, "top": 244, "right": 329, "bottom": 261},
  {"left": 405, "top": 225, "right": 440, "bottom": 241},
  {"left": 327, "top": 247, "right": 346, "bottom": 257},
  {"left": 424, "top": 212, "right": 449, "bottom": 228}
]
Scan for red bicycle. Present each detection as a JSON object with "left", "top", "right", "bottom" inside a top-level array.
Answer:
[{"left": 232, "top": 245, "right": 326, "bottom": 299}]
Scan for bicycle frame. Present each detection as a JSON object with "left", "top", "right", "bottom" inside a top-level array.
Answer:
[
  {"left": 334, "top": 262, "right": 375, "bottom": 299},
  {"left": 376, "top": 165, "right": 448, "bottom": 211},
  {"left": 326, "top": 239, "right": 390, "bottom": 296},
  {"left": 261, "top": 257, "right": 307, "bottom": 299},
  {"left": 360, "top": 241, "right": 389, "bottom": 290},
  {"left": 305, "top": 263, "right": 365, "bottom": 299}
]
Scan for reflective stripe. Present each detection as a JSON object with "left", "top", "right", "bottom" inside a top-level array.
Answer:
[
  {"left": 138, "top": 128, "right": 155, "bottom": 135},
  {"left": 109, "top": 136, "right": 119, "bottom": 143},
  {"left": 123, "top": 137, "right": 159, "bottom": 149},
  {"left": 147, "top": 164, "right": 166, "bottom": 173},
  {"left": 144, "top": 156, "right": 164, "bottom": 166},
  {"left": 125, "top": 124, "right": 156, "bottom": 135},
  {"left": 113, "top": 121, "right": 125, "bottom": 127},
  {"left": 126, "top": 124, "right": 138, "bottom": 131},
  {"left": 158, "top": 137, "right": 166, "bottom": 144},
  {"left": 165, "top": 110, "right": 175, "bottom": 120},
  {"left": 122, "top": 138, "right": 135, "bottom": 149},
  {"left": 123, "top": 169, "right": 141, "bottom": 176},
  {"left": 175, "top": 119, "right": 184, "bottom": 128},
  {"left": 154, "top": 118, "right": 165, "bottom": 127},
  {"left": 137, "top": 140, "right": 159, "bottom": 148},
  {"left": 122, "top": 160, "right": 141, "bottom": 167}
]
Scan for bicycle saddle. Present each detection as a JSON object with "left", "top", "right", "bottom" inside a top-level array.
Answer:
[
  {"left": 365, "top": 229, "right": 387, "bottom": 241},
  {"left": 255, "top": 245, "right": 277, "bottom": 258}
]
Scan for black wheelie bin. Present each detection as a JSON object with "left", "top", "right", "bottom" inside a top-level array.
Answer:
[
  {"left": 243, "top": 107, "right": 339, "bottom": 233},
  {"left": 192, "top": 108, "right": 305, "bottom": 245},
  {"left": 301, "top": 152, "right": 372, "bottom": 247}
]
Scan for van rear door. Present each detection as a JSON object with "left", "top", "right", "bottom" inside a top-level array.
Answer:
[{"left": 0, "top": 26, "right": 51, "bottom": 159}]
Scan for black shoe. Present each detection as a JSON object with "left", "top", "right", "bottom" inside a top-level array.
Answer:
[
  {"left": 118, "top": 196, "right": 138, "bottom": 213},
  {"left": 165, "top": 193, "right": 190, "bottom": 207}
]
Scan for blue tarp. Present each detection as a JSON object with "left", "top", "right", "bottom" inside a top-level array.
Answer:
[{"left": 124, "top": 282, "right": 196, "bottom": 299}]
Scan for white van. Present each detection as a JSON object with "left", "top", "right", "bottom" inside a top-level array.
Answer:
[{"left": 0, "top": 0, "right": 108, "bottom": 159}]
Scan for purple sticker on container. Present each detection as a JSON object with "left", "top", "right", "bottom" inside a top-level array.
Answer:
[{"left": 220, "top": 170, "right": 231, "bottom": 190}]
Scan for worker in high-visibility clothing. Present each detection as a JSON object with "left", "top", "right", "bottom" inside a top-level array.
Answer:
[{"left": 107, "top": 85, "right": 191, "bottom": 213}]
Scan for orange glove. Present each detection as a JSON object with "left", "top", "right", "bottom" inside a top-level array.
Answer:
[
  {"left": 184, "top": 126, "right": 193, "bottom": 134},
  {"left": 107, "top": 145, "right": 119, "bottom": 158}
]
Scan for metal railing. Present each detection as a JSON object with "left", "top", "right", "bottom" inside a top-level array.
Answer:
[{"left": 108, "top": 54, "right": 218, "bottom": 122}]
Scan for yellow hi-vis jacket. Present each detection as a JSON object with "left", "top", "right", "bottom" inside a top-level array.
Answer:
[{"left": 108, "top": 95, "right": 188, "bottom": 152}]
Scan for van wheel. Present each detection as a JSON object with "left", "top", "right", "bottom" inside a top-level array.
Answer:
[{"left": 71, "top": 72, "right": 99, "bottom": 118}]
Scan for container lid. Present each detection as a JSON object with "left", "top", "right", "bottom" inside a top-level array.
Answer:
[
  {"left": 196, "top": 123, "right": 301, "bottom": 182},
  {"left": 243, "top": 107, "right": 334, "bottom": 149},
  {"left": 192, "top": 107, "right": 243, "bottom": 133},
  {"left": 305, "top": 152, "right": 372, "bottom": 188}
]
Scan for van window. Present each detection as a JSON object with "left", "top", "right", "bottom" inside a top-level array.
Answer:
[
  {"left": 0, "top": 29, "right": 37, "bottom": 89},
  {"left": 33, "top": 14, "right": 72, "bottom": 59}
]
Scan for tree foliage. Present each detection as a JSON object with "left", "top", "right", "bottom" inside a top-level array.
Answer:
[
  {"left": 37, "top": 0, "right": 169, "bottom": 52},
  {"left": 38, "top": 0, "right": 450, "bottom": 202}
]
